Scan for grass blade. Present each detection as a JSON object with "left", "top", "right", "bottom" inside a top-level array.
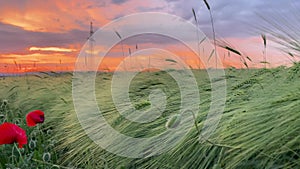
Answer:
[
  {"left": 224, "top": 46, "right": 241, "bottom": 56},
  {"left": 165, "top": 59, "right": 177, "bottom": 63}
]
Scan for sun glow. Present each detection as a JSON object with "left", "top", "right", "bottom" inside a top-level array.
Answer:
[{"left": 29, "top": 47, "right": 77, "bottom": 52}]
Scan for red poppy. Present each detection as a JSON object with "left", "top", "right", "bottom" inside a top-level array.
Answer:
[
  {"left": 0, "top": 122, "right": 27, "bottom": 148},
  {"left": 26, "top": 110, "right": 45, "bottom": 127}
]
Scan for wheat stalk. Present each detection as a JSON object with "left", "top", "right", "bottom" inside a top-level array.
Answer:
[
  {"left": 114, "top": 30, "right": 127, "bottom": 71},
  {"left": 261, "top": 34, "right": 267, "bottom": 68},
  {"left": 202, "top": 0, "right": 217, "bottom": 68},
  {"left": 192, "top": 8, "right": 202, "bottom": 69},
  {"left": 216, "top": 38, "right": 252, "bottom": 68}
]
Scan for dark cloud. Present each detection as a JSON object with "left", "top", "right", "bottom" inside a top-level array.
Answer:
[
  {"left": 86, "top": 2, "right": 107, "bottom": 9},
  {"left": 0, "top": 22, "right": 88, "bottom": 53},
  {"left": 165, "top": 0, "right": 300, "bottom": 38},
  {"left": 136, "top": 6, "right": 167, "bottom": 13},
  {"left": 111, "top": 0, "right": 127, "bottom": 5},
  {"left": 119, "top": 33, "right": 184, "bottom": 46}
]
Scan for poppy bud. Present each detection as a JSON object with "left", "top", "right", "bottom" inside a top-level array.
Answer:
[
  {"left": 166, "top": 114, "right": 181, "bottom": 129},
  {"left": 2, "top": 99, "right": 8, "bottom": 105},
  {"left": 43, "top": 152, "right": 51, "bottom": 162},
  {"left": 28, "top": 139, "right": 36, "bottom": 150}
]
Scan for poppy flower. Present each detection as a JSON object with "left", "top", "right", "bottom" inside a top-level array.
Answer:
[
  {"left": 0, "top": 122, "right": 27, "bottom": 148},
  {"left": 26, "top": 110, "right": 45, "bottom": 127}
]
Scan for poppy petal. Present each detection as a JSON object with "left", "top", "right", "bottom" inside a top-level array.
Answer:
[
  {"left": 26, "top": 110, "right": 45, "bottom": 127},
  {"left": 26, "top": 115, "right": 37, "bottom": 127},
  {"left": 0, "top": 123, "right": 16, "bottom": 145},
  {"left": 11, "top": 124, "right": 27, "bottom": 148},
  {"left": 0, "top": 122, "right": 27, "bottom": 148}
]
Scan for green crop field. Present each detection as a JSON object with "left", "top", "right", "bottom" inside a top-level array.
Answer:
[{"left": 0, "top": 63, "right": 299, "bottom": 168}]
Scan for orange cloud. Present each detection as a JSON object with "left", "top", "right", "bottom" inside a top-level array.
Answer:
[
  {"left": 0, "top": 0, "right": 161, "bottom": 33},
  {"left": 1, "top": 53, "right": 74, "bottom": 64}
]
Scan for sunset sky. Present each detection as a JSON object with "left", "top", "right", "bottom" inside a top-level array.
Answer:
[{"left": 0, "top": 0, "right": 299, "bottom": 73}]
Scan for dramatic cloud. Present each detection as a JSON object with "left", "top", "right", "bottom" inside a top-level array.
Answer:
[{"left": 0, "top": 0, "right": 299, "bottom": 73}]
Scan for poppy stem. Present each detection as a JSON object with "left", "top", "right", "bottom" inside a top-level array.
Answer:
[
  {"left": 182, "top": 109, "right": 200, "bottom": 134},
  {"left": 37, "top": 125, "right": 45, "bottom": 144},
  {"left": 32, "top": 158, "right": 71, "bottom": 169},
  {"left": 11, "top": 144, "right": 15, "bottom": 165},
  {"left": 14, "top": 143, "right": 25, "bottom": 164}
]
